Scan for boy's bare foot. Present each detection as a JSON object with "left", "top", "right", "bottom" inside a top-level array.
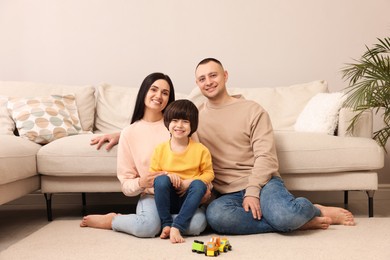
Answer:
[
  {"left": 160, "top": 226, "right": 171, "bottom": 239},
  {"left": 170, "top": 227, "right": 185, "bottom": 243},
  {"left": 299, "top": 216, "right": 331, "bottom": 230},
  {"left": 80, "top": 212, "right": 117, "bottom": 229},
  {"left": 315, "top": 204, "right": 355, "bottom": 226}
]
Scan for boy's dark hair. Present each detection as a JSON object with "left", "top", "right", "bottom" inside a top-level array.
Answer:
[{"left": 163, "top": 99, "right": 198, "bottom": 137}]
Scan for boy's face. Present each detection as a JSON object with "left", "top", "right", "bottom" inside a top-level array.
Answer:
[
  {"left": 195, "top": 61, "right": 228, "bottom": 101},
  {"left": 169, "top": 119, "right": 191, "bottom": 140}
]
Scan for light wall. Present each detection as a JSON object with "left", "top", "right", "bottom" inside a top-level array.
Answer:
[{"left": 1, "top": 0, "right": 390, "bottom": 184}]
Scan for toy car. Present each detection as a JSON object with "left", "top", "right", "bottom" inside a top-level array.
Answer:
[
  {"left": 219, "top": 238, "right": 232, "bottom": 252},
  {"left": 192, "top": 240, "right": 206, "bottom": 254}
]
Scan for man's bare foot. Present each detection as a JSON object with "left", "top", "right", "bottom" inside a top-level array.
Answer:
[
  {"left": 160, "top": 226, "right": 171, "bottom": 239},
  {"left": 299, "top": 216, "right": 331, "bottom": 230},
  {"left": 170, "top": 227, "right": 185, "bottom": 243},
  {"left": 315, "top": 204, "right": 355, "bottom": 226},
  {"left": 79, "top": 212, "right": 117, "bottom": 229}
]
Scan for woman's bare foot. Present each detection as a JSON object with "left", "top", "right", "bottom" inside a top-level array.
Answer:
[
  {"left": 160, "top": 226, "right": 171, "bottom": 239},
  {"left": 79, "top": 212, "right": 117, "bottom": 229},
  {"left": 170, "top": 227, "right": 185, "bottom": 243},
  {"left": 315, "top": 204, "right": 355, "bottom": 226},
  {"left": 299, "top": 216, "right": 331, "bottom": 230}
]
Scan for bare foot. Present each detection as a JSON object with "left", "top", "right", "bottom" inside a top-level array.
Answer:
[
  {"left": 160, "top": 226, "right": 171, "bottom": 239},
  {"left": 315, "top": 204, "right": 355, "bottom": 226},
  {"left": 170, "top": 227, "right": 185, "bottom": 243},
  {"left": 299, "top": 216, "right": 331, "bottom": 230},
  {"left": 80, "top": 212, "right": 117, "bottom": 229}
]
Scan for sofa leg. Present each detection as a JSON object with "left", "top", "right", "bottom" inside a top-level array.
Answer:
[
  {"left": 82, "top": 193, "right": 87, "bottom": 216},
  {"left": 44, "top": 193, "right": 53, "bottom": 221},
  {"left": 344, "top": 191, "right": 349, "bottom": 209},
  {"left": 366, "top": 190, "right": 375, "bottom": 218}
]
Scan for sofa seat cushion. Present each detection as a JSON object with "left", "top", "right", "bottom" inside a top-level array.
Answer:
[
  {"left": 275, "top": 131, "right": 384, "bottom": 174},
  {"left": 0, "top": 135, "right": 41, "bottom": 185},
  {"left": 37, "top": 134, "right": 117, "bottom": 177}
]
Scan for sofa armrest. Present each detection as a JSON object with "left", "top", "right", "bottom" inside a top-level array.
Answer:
[{"left": 337, "top": 108, "right": 373, "bottom": 138}]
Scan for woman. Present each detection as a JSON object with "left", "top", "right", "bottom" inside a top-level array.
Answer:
[{"left": 80, "top": 72, "right": 207, "bottom": 238}]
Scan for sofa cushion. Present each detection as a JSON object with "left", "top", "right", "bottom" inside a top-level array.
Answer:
[
  {"left": 275, "top": 131, "right": 384, "bottom": 174},
  {"left": 7, "top": 95, "right": 88, "bottom": 144},
  {"left": 37, "top": 134, "right": 117, "bottom": 177},
  {"left": 0, "top": 95, "right": 14, "bottom": 135},
  {"left": 188, "top": 80, "right": 329, "bottom": 130},
  {"left": 0, "top": 135, "right": 41, "bottom": 185},
  {"left": 0, "top": 81, "right": 95, "bottom": 132},
  {"left": 95, "top": 84, "right": 188, "bottom": 133},
  {"left": 294, "top": 92, "right": 346, "bottom": 135}
]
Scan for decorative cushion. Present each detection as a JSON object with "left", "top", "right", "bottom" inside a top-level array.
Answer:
[
  {"left": 0, "top": 81, "right": 95, "bottom": 132},
  {"left": 0, "top": 95, "right": 14, "bottom": 135},
  {"left": 294, "top": 92, "right": 346, "bottom": 135},
  {"left": 95, "top": 83, "right": 187, "bottom": 133},
  {"left": 188, "top": 80, "right": 329, "bottom": 130},
  {"left": 7, "top": 94, "right": 89, "bottom": 144}
]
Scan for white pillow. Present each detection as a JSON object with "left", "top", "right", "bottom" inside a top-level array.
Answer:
[
  {"left": 0, "top": 95, "right": 15, "bottom": 135},
  {"left": 294, "top": 92, "right": 347, "bottom": 135},
  {"left": 7, "top": 94, "right": 90, "bottom": 144}
]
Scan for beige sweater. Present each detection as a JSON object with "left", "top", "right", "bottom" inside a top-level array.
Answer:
[{"left": 197, "top": 95, "right": 280, "bottom": 198}]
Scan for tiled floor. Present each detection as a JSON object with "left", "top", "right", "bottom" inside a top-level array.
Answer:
[{"left": 1, "top": 191, "right": 389, "bottom": 252}]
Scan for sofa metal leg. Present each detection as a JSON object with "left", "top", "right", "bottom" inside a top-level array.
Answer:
[
  {"left": 44, "top": 193, "right": 53, "bottom": 221},
  {"left": 366, "top": 190, "right": 375, "bottom": 218},
  {"left": 344, "top": 191, "right": 349, "bottom": 209},
  {"left": 82, "top": 193, "right": 87, "bottom": 216}
]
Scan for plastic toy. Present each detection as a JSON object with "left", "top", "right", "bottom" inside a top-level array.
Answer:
[
  {"left": 219, "top": 237, "right": 232, "bottom": 252},
  {"left": 191, "top": 236, "right": 232, "bottom": 257},
  {"left": 192, "top": 240, "right": 206, "bottom": 254}
]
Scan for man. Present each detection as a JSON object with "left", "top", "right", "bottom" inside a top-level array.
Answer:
[{"left": 194, "top": 58, "right": 355, "bottom": 234}]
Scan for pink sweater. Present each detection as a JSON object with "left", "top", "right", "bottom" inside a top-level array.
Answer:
[{"left": 117, "top": 119, "right": 169, "bottom": 196}]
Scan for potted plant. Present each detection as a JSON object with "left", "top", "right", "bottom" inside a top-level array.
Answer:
[{"left": 342, "top": 37, "right": 390, "bottom": 150}]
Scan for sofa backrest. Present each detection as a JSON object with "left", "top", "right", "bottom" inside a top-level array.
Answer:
[
  {"left": 0, "top": 81, "right": 96, "bottom": 133},
  {"left": 188, "top": 80, "right": 329, "bottom": 130}
]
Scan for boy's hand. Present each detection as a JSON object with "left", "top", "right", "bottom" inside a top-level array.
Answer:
[{"left": 168, "top": 173, "right": 181, "bottom": 189}]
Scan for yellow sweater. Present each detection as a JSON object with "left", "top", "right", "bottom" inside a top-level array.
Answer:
[
  {"left": 149, "top": 138, "right": 214, "bottom": 184},
  {"left": 197, "top": 95, "right": 280, "bottom": 198}
]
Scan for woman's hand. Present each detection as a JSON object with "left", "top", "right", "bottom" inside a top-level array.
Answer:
[
  {"left": 139, "top": 171, "right": 167, "bottom": 189},
  {"left": 90, "top": 133, "right": 120, "bottom": 151}
]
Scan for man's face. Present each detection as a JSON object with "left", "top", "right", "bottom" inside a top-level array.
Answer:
[{"left": 195, "top": 61, "right": 228, "bottom": 100}]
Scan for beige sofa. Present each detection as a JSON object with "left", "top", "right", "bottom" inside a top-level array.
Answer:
[{"left": 0, "top": 80, "right": 384, "bottom": 220}]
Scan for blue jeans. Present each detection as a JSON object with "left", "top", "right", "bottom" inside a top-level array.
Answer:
[
  {"left": 206, "top": 177, "right": 321, "bottom": 234},
  {"left": 154, "top": 175, "right": 207, "bottom": 233},
  {"left": 112, "top": 194, "right": 207, "bottom": 237}
]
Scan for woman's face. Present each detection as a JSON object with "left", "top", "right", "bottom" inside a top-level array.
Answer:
[{"left": 144, "top": 79, "right": 171, "bottom": 113}]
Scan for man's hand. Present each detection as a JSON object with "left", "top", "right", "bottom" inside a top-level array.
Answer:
[
  {"left": 90, "top": 133, "right": 120, "bottom": 151},
  {"left": 243, "top": 196, "right": 262, "bottom": 220}
]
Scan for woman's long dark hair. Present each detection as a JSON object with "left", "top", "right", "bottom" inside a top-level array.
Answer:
[{"left": 131, "top": 72, "right": 175, "bottom": 124}]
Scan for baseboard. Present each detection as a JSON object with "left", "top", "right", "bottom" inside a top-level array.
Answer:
[{"left": 4, "top": 186, "right": 390, "bottom": 207}]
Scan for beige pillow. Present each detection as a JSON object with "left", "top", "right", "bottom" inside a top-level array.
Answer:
[
  {"left": 0, "top": 95, "right": 15, "bottom": 135},
  {"left": 7, "top": 94, "right": 90, "bottom": 144},
  {"left": 95, "top": 83, "right": 189, "bottom": 133}
]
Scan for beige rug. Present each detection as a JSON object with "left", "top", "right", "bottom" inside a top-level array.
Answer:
[{"left": 1, "top": 218, "right": 390, "bottom": 260}]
